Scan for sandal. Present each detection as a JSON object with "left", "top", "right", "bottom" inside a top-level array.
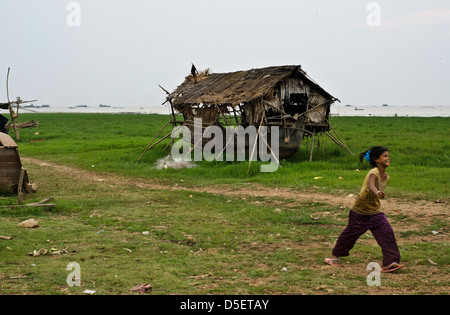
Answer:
[
  {"left": 381, "top": 262, "right": 404, "bottom": 273},
  {"left": 324, "top": 258, "right": 343, "bottom": 267}
]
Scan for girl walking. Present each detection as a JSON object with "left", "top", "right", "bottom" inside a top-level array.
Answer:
[{"left": 325, "top": 146, "right": 404, "bottom": 273}]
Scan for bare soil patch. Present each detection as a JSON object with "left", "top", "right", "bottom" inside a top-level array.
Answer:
[{"left": 22, "top": 157, "right": 448, "bottom": 219}]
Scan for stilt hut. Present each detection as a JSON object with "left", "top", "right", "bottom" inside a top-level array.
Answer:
[{"left": 163, "top": 65, "right": 344, "bottom": 159}]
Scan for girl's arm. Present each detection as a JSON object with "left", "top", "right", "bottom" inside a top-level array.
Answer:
[{"left": 368, "top": 173, "right": 385, "bottom": 199}]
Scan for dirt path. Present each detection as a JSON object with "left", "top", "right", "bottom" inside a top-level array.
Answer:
[{"left": 22, "top": 157, "right": 448, "bottom": 221}]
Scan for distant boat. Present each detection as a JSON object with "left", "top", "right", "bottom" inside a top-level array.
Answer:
[
  {"left": 355, "top": 107, "right": 365, "bottom": 111},
  {"left": 383, "top": 104, "right": 389, "bottom": 107},
  {"left": 75, "top": 105, "right": 88, "bottom": 108},
  {"left": 23, "top": 104, "right": 49, "bottom": 108},
  {"left": 99, "top": 104, "right": 111, "bottom": 108}
]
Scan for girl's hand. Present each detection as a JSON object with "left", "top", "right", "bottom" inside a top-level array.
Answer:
[{"left": 376, "top": 191, "right": 386, "bottom": 199}]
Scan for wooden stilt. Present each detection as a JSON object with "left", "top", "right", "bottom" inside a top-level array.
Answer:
[
  {"left": 138, "top": 119, "right": 172, "bottom": 161},
  {"left": 247, "top": 118, "right": 264, "bottom": 174},
  {"left": 139, "top": 132, "right": 172, "bottom": 161},
  {"left": 17, "top": 168, "right": 25, "bottom": 205},
  {"left": 309, "top": 132, "right": 315, "bottom": 162}
]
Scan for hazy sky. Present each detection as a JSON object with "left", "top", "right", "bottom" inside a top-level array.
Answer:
[{"left": 0, "top": 0, "right": 449, "bottom": 110}]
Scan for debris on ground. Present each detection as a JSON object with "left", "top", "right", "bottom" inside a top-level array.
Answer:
[
  {"left": 130, "top": 284, "right": 152, "bottom": 294},
  {"left": 18, "top": 219, "right": 39, "bottom": 229},
  {"left": 155, "top": 155, "right": 196, "bottom": 170},
  {"left": 29, "top": 247, "right": 70, "bottom": 257}
]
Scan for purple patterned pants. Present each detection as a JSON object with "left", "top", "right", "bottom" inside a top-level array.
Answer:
[{"left": 332, "top": 210, "right": 401, "bottom": 267}]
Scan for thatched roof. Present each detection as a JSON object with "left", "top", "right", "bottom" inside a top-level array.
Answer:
[{"left": 169, "top": 65, "right": 336, "bottom": 108}]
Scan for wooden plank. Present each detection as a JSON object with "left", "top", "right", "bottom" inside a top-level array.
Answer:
[
  {"left": 0, "top": 133, "right": 18, "bottom": 148},
  {"left": 0, "top": 168, "right": 22, "bottom": 177},
  {"left": 0, "top": 177, "right": 20, "bottom": 186},
  {"left": 0, "top": 148, "right": 19, "bottom": 156},
  {"left": 0, "top": 161, "right": 22, "bottom": 169},
  {"left": 0, "top": 156, "right": 20, "bottom": 163},
  {"left": 0, "top": 149, "right": 21, "bottom": 164},
  {"left": 0, "top": 162, "right": 21, "bottom": 170}
]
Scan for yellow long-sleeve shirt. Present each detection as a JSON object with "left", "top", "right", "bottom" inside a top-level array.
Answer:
[{"left": 351, "top": 168, "right": 388, "bottom": 215}]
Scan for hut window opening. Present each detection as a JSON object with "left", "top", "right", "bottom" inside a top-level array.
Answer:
[{"left": 284, "top": 93, "right": 308, "bottom": 116}]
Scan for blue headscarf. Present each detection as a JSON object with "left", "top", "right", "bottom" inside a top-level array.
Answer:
[{"left": 364, "top": 151, "right": 371, "bottom": 163}]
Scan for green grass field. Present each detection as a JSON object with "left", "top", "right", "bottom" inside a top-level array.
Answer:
[
  {"left": 13, "top": 114, "right": 450, "bottom": 199},
  {"left": 0, "top": 114, "right": 448, "bottom": 295}
]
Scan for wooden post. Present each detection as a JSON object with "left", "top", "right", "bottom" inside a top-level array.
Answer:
[
  {"left": 17, "top": 168, "right": 25, "bottom": 205},
  {"left": 6, "top": 68, "right": 19, "bottom": 141},
  {"left": 15, "top": 98, "right": 20, "bottom": 141},
  {"left": 138, "top": 131, "right": 172, "bottom": 161},
  {"left": 247, "top": 117, "right": 265, "bottom": 174},
  {"left": 309, "top": 132, "right": 315, "bottom": 162}
]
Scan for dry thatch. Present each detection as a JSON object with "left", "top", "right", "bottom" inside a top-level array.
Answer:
[{"left": 169, "top": 65, "right": 336, "bottom": 109}]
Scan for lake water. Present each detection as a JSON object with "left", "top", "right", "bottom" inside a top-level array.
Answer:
[
  {"left": 2, "top": 104, "right": 449, "bottom": 117},
  {"left": 331, "top": 105, "right": 450, "bottom": 117}
]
